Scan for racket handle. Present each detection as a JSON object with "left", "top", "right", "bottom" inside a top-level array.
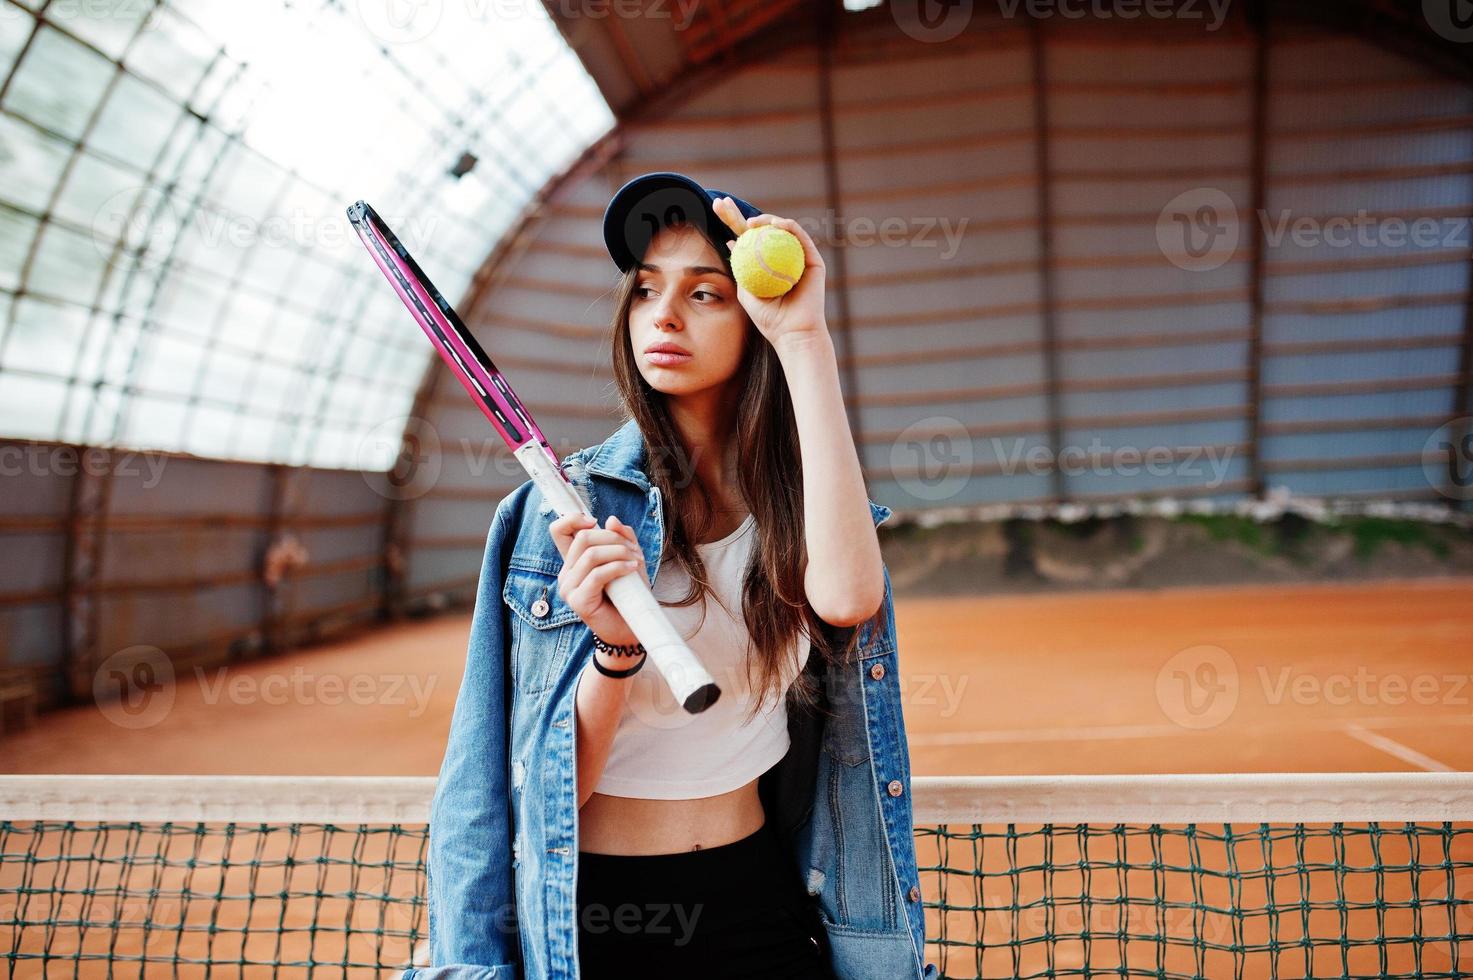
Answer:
[
  {"left": 516, "top": 444, "right": 722, "bottom": 715},
  {"left": 603, "top": 573, "right": 721, "bottom": 714}
]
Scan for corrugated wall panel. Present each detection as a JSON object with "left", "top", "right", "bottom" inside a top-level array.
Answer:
[
  {"left": 0, "top": 440, "right": 397, "bottom": 706},
  {"left": 94, "top": 583, "right": 260, "bottom": 658},
  {"left": 1260, "top": 33, "right": 1473, "bottom": 499},
  {"left": 1047, "top": 30, "right": 1254, "bottom": 502},
  {"left": 404, "top": 11, "right": 1473, "bottom": 598},
  {"left": 0, "top": 461, "right": 70, "bottom": 690}
]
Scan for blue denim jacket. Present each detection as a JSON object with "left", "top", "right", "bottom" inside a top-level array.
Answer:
[{"left": 404, "top": 418, "right": 937, "bottom": 980}]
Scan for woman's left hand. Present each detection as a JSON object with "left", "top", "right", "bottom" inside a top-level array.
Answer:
[{"left": 713, "top": 196, "right": 829, "bottom": 352}]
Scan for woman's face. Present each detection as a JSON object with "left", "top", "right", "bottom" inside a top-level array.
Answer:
[{"left": 629, "top": 223, "right": 748, "bottom": 398}]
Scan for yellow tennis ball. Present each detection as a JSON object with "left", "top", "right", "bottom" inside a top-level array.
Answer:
[{"left": 730, "top": 225, "right": 805, "bottom": 298}]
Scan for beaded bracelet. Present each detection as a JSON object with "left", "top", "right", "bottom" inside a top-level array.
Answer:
[
  {"left": 590, "top": 631, "right": 646, "bottom": 679},
  {"left": 592, "top": 632, "right": 646, "bottom": 658}
]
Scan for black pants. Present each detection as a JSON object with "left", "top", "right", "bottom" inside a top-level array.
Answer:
[{"left": 576, "top": 819, "right": 835, "bottom": 979}]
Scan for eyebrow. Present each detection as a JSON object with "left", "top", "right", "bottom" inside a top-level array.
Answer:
[{"left": 637, "top": 262, "right": 734, "bottom": 281}]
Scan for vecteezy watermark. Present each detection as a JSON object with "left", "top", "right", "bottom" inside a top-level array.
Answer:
[
  {"left": 93, "top": 646, "right": 438, "bottom": 727},
  {"left": 1424, "top": 0, "right": 1473, "bottom": 43},
  {"left": 1258, "top": 209, "right": 1471, "bottom": 250},
  {"left": 891, "top": 0, "right": 975, "bottom": 43},
  {"left": 1159, "top": 189, "right": 1473, "bottom": 271},
  {"left": 352, "top": 0, "right": 445, "bottom": 44},
  {"left": 360, "top": 415, "right": 444, "bottom": 501},
  {"left": 889, "top": 419, "right": 1237, "bottom": 504},
  {"left": 3, "top": 0, "right": 157, "bottom": 27},
  {"left": 1157, "top": 187, "right": 1242, "bottom": 273},
  {"left": 996, "top": 0, "right": 1232, "bottom": 28},
  {"left": 91, "top": 190, "right": 440, "bottom": 275},
  {"left": 993, "top": 438, "right": 1236, "bottom": 483},
  {"left": 619, "top": 193, "right": 970, "bottom": 262},
  {"left": 194, "top": 665, "right": 437, "bottom": 718},
  {"left": 94, "top": 645, "right": 176, "bottom": 730},
  {"left": 89, "top": 186, "right": 186, "bottom": 275},
  {"left": 355, "top": 412, "right": 738, "bottom": 502},
  {"left": 578, "top": 900, "right": 705, "bottom": 946},
  {"left": 1155, "top": 644, "right": 1239, "bottom": 730},
  {"left": 1010, "top": 891, "right": 1235, "bottom": 945},
  {"left": 793, "top": 210, "right": 970, "bottom": 262},
  {"left": 350, "top": 0, "right": 702, "bottom": 45},
  {"left": 898, "top": 672, "right": 971, "bottom": 718},
  {"left": 1157, "top": 649, "right": 1473, "bottom": 730},
  {"left": 0, "top": 444, "right": 169, "bottom": 487},
  {"left": 1423, "top": 417, "right": 1473, "bottom": 502},
  {"left": 892, "top": 417, "right": 976, "bottom": 502},
  {"left": 1257, "top": 666, "right": 1473, "bottom": 709},
  {"left": 893, "top": 0, "right": 1233, "bottom": 43}
]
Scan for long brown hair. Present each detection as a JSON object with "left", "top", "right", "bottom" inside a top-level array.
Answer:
[{"left": 606, "top": 218, "right": 884, "bottom": 726}]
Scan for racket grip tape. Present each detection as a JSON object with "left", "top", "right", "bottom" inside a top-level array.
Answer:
[
  {"left": 517, "top": 443, "right": 721, "bottom": 715},
  {"left": 602, "top": 573, "right": 721, "bottom": 713}
]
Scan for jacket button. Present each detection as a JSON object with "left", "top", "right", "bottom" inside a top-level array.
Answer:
[
  {"left": 531, "top": 597, "right": 550, "bottom": 618},
  {"left": 908, "top": 884, "right": 921, "bottom": 902},
  {"left": 869, "top": 662, "right": 885, "bottom": 680},
  {"left": 887, "top": 779, "right": 903, "bottom": 797}
]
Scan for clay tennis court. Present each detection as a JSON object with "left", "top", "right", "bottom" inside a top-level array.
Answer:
[
  {"left": 6, "top": 576, "right": 1471, "bottom": 979},
  {"left": 7, "top": 576, "right": 1470, "bottom": 778}
]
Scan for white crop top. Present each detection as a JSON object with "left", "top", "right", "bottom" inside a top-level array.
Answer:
[{"left": 591, "top": 512, "right": 812, "bottom": 799}]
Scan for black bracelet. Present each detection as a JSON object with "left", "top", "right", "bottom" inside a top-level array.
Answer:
[
  {"left": 591, "top": 653, "right": 646, "bottom": 679},
  {"left": 589, "top": 631, "right": 646, "bottom": 679},
  {"left": 592, "top": 632, "right": 646, "bottom": 658}
]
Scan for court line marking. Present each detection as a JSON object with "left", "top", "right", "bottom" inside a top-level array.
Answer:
[
  {"left": 908, "top": 714, "right": 1473, "bottom": 748},
  {"left": 1343, "top": 723, "right": 1453, "bottom": 773},
  {"left": 910, "top": 723, "right": 1187, "bottom": 746}
]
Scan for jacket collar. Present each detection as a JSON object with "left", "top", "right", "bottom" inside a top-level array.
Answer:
[{"left": 583, "top": 417, "right": 650, "bottom": 492}]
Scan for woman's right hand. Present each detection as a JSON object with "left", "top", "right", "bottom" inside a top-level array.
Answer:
[{"left": 548, "top": 512, "right": 648, "bottom": 647}]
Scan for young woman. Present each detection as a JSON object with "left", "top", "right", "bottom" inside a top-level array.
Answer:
[
  {"left": 546, "top": 177, "right": 888, "bottom": 979},
  {"left": 406, "top": 172, "right": 934, "bottom": 980}
]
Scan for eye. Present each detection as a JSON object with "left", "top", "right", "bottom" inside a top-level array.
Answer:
[{"left": 635, "top": 285, "right": 720, "bottom": 301}]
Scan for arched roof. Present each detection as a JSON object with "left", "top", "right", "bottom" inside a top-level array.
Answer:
[
  {"left": 0, "top": 0, "right": 610, "bottom": 467},
  {"left": 2, "top": 1, "right": 1466, "bottom": 470}
]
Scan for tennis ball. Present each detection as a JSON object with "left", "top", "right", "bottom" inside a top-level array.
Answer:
[{"left": 730, "top": 225, "right": 805, "bottom": 298}]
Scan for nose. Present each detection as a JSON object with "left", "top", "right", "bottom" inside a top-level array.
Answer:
[{"left": 650, "top": 295, "right": 681, "bottom": 331}]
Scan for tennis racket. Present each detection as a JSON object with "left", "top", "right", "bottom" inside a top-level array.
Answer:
[{"left": 346, "top": 200, "right": 721, "bottom": 715}]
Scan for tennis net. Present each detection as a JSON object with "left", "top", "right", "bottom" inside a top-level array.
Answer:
[{"left": 2, "top": 772, "right": 1470, "bottom": 978}]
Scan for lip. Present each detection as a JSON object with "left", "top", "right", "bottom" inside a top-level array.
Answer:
[{"left": 644, "top": 342, "right": 692, "bottom": 366}]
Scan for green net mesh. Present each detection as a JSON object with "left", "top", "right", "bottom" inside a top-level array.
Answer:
[
  {"left": 3, "top": 776, "right": 1471, "bottom": 978},
  {"left": 1, "top": 819, "right": 428, "bottom": 977},
  {"left": 917, "top": 822, "right": 1473, "bottom": 979}
]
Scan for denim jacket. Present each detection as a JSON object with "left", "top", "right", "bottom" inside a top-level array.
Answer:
[{"left": 404, "top": 418, "right": 938, "bottom": 980}]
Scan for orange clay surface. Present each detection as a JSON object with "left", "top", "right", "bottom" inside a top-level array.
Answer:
[
  {"left": 7, "top": 577, "right": 1473, "bottom": 980},
  {"left": 7, "top": 576, "right": 1472, "bottom": 776}
]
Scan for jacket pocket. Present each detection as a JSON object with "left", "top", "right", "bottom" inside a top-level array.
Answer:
[{"left": 501, "top": 561, "right": 581, "bottom": 694}]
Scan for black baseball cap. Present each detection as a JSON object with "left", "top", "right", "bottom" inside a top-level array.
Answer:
[{"left": 602, "top": 171, "right": 764, "bottom": 274}]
